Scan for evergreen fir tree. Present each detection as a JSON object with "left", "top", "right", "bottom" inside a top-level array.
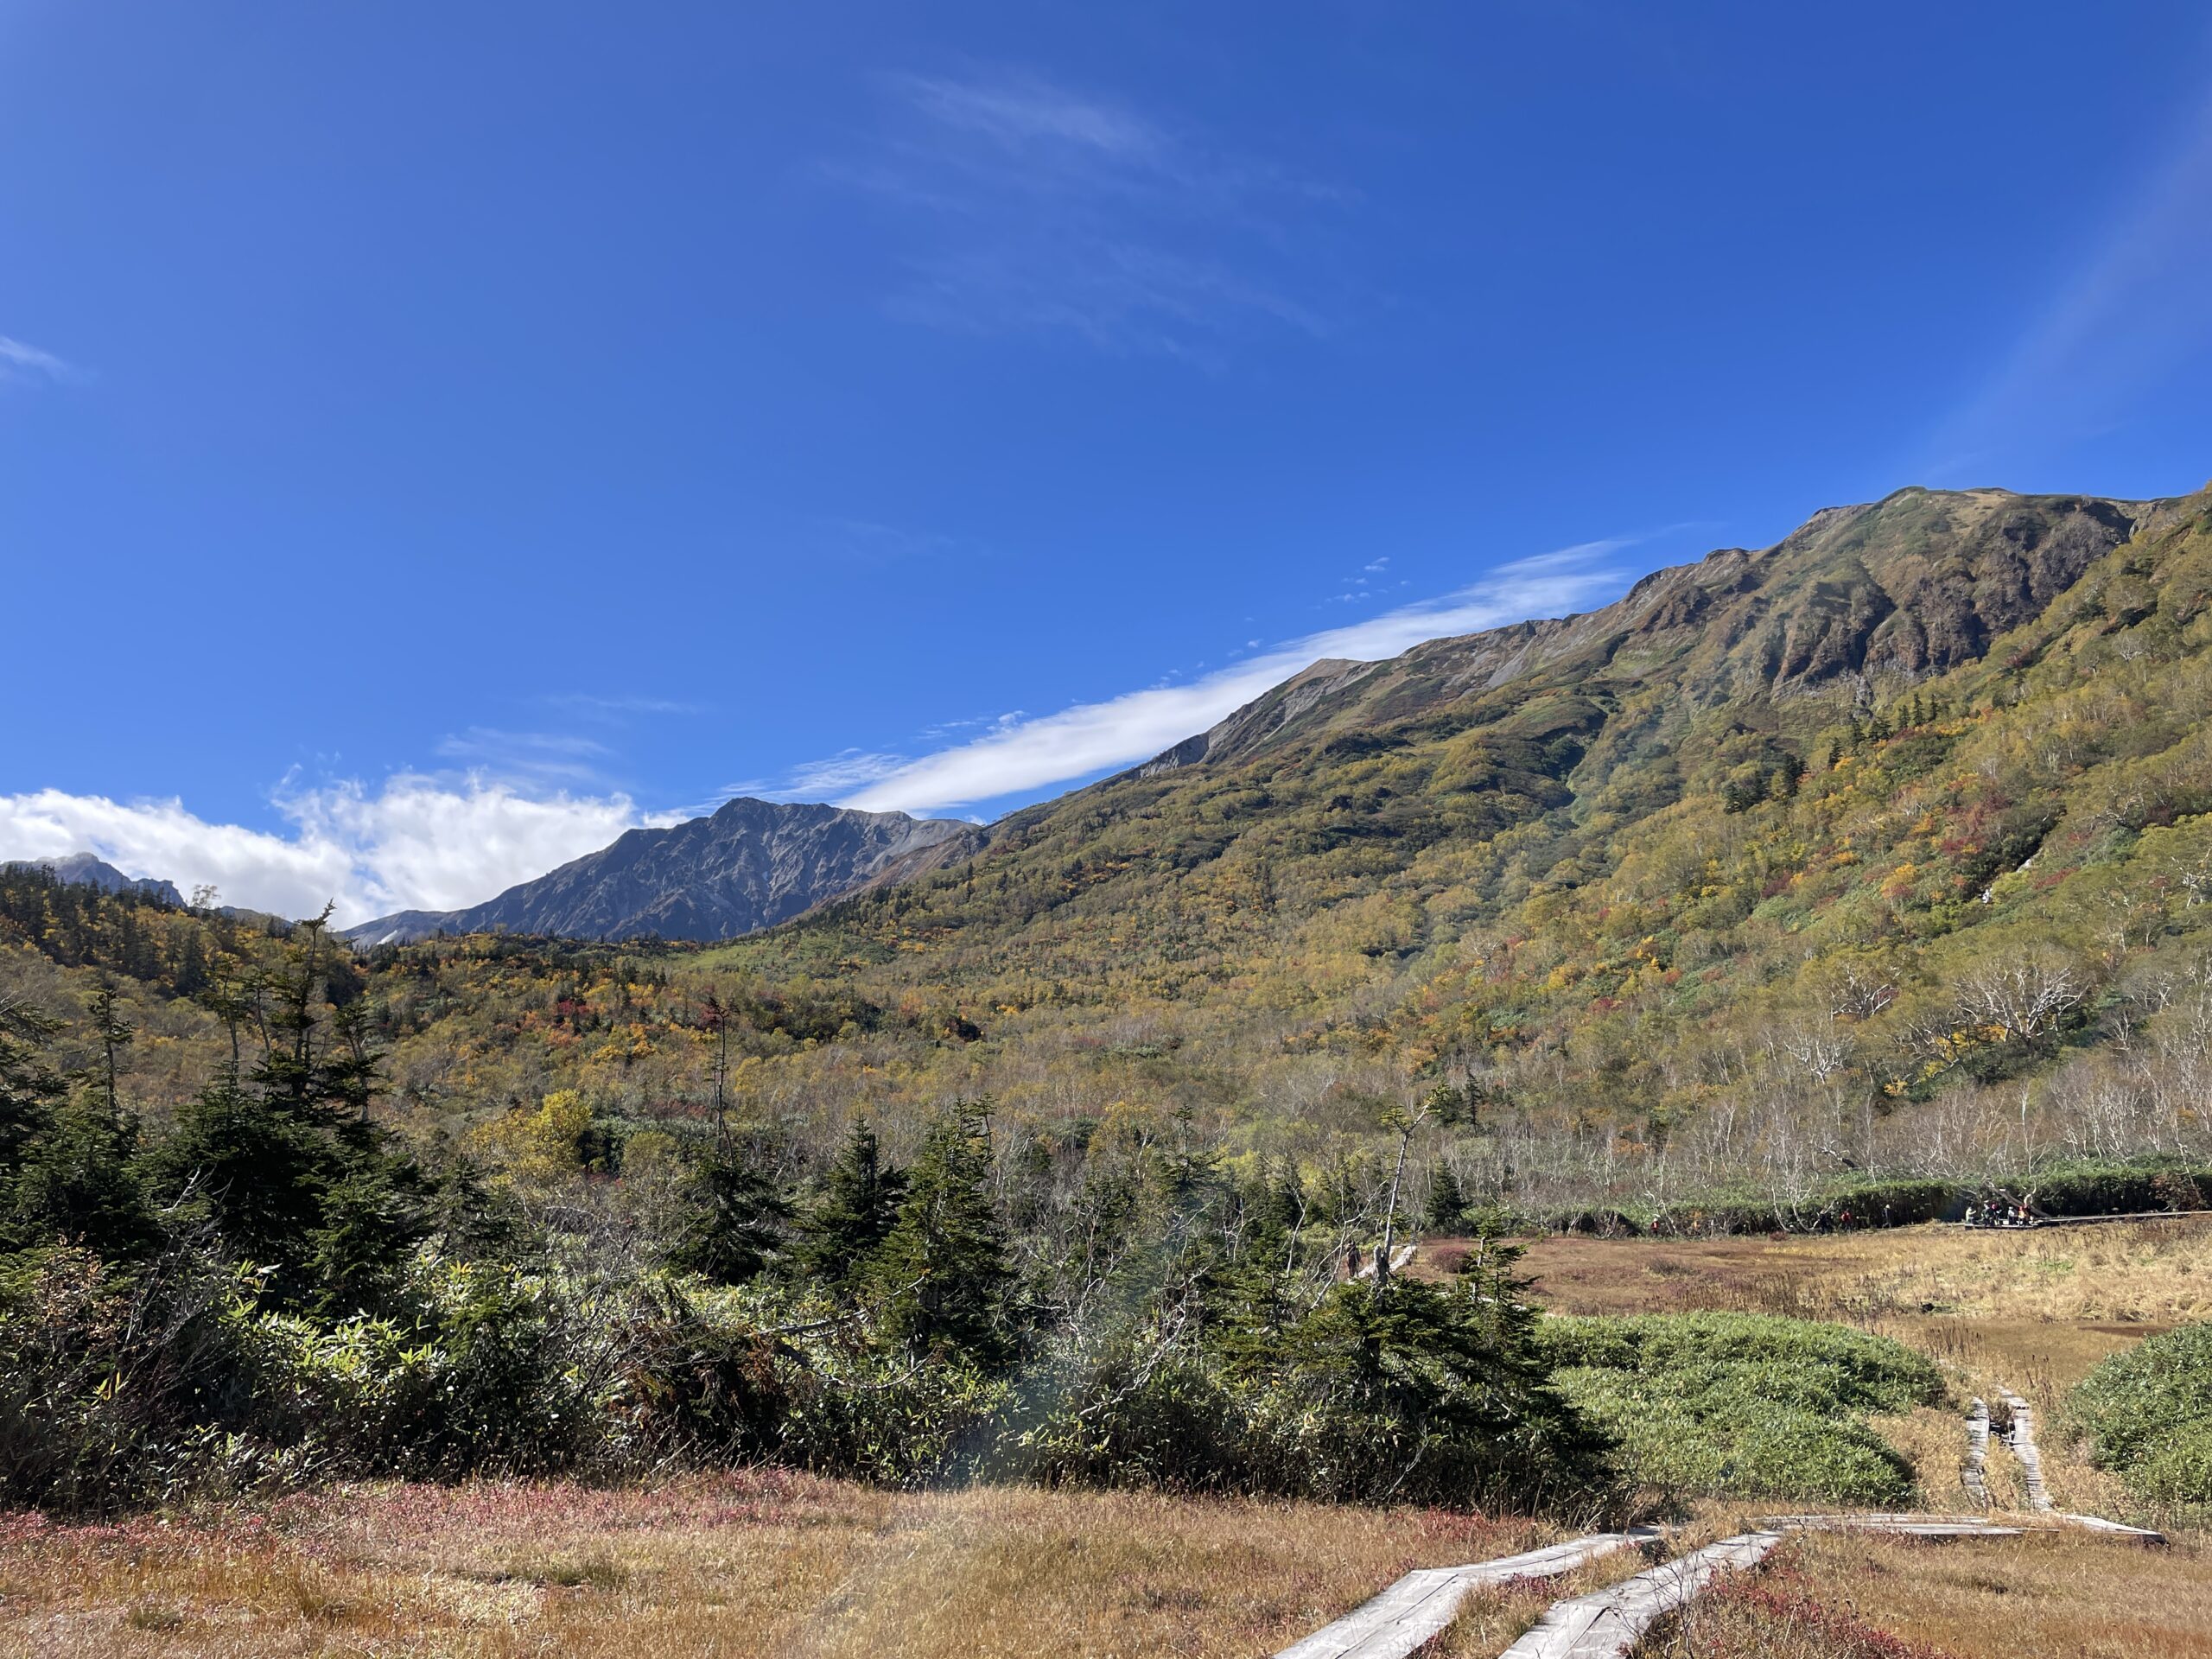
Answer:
[
  {"left": 877, "top": 1100, "right": 1014, "bottom": 1364},
  {"left": 1426, "top": 1160, "right": 1466, "bottom": 1230},
  {"left": 0, "top": 996, "right": 64, "bottom": 1177},
  {"left": 794, "top": 1120, "right": 907, "bottom": 1287},
  {"left": 664, "top": 1143, "right": 791, "bottom": 1284},
  {"left": 143, "top": 912, "right": 427, "bottom": 1311},
  {"left": 11, "top": 1090, "right": 158, "bottom": 1261}
]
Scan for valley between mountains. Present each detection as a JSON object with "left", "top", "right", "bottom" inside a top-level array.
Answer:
[{"left": 5, "top": 480, "right": 2212, "bottom": 1656}]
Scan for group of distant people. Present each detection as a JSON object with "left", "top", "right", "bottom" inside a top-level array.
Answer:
[{"left": 1962, "top": 1196, "right": 2038, "bottom": 1229}]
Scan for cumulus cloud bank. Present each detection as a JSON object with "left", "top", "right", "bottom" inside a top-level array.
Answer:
[
  {"left": 0, "top": 777, "right": 652, "bottom": 926},
  {"left": 836, "top": 544, "right": 1629, "bottom": 815}
]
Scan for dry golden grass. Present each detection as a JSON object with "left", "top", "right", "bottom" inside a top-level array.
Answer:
[
  {"left": 1748, "top": 1529, "right": 2212, "bottom": 1659},
  {"left": 0, "top": 1475, "right": 1569, "bottom": 1659},
  {"left": 1511, "top": 1215, "right": 2212, "bottom": 1336},
  {"left": 1473, "top": 1215, "right": 2211, "bottom": 1654}
]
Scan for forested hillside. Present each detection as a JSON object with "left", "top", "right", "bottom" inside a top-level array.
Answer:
[
  {"left": 696, "top": 482, "right": 2212, "bottom": 1216},
  {"left": 11, "top": 484, "right": 2212, "bottom": 1223}
]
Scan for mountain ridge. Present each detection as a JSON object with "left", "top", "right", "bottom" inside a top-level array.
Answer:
[
  {"left": 343, "top": 798, "right": 982, "bottom": 946},
  {"left": 1124, "top": 487, "right": 2167, "bottom": 785}
]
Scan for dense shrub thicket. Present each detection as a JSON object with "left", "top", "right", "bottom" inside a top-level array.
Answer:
[
  {"left": 1535, "top": 1313, "right": 1944, "bottom": 1504},
  {"left": 2067, "top": 1319, "right": 2212, "bottom": 1510}
]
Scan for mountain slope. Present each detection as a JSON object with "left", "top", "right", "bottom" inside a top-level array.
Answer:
[
  {"left": 16, "top": 479, "right": 2210, "bottom": 1229},
  {"left": 343, "top": 798, "right": 983, "bottom": 945},
  {"left": 626, "top": 478, "right": 2212, "bottom": 1193},
  {"left": 1136, "top": 489, "right": 2160, "bottom": 779}
]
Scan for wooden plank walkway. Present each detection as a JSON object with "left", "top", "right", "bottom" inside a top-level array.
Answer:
[
  {"left": 1961, "top": 1395, "right": 1991, "bottom": 1505},
  {"left": 1269, "top": 1531, "right": 1657, "bottom": 1659},
  {"left": 1274, "top": 1385, "right": 2167, "bottom": 1658},
  {"left": 2053, "top": 1510, "right": 2167, "bottom": 1543},
  {"left": 1496, "top": 1531, "right": 1786, "bottom": 1659},
  {"left": 1987, "top": 1208, "right": 2212, "bottom": 1230},
  {"left": 1761, "top": 1513, "right": 2024, "bottom": 1538},
  {"left": 1998, "top": 1387, "right": 2052, "bottom": 1512}
]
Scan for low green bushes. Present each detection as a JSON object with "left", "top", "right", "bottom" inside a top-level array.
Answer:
[
  {"left": 2067, "top": 1320, "right": 2212, "bottom": 1511},
  {"left": 1530, "top": 1158, "right": 2212, "bottom": 1238},
  {"left": 1016, "top": 1273, "right": 1615, "bottom": 1514},
  {"left": 1535, "top": 1312, "right": 1943, "bottom": 1503}
]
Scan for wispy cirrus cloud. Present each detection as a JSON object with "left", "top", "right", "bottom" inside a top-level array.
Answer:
[
  {"left": 539, "top": 692, "right": 705, "bottom": 719},
  {"left": 0, "top": 335, "right": 75, "bottom": 385},
  {"left": 1927, "top": 68, "right": 2212, "bottom": 477},
  {"left": 432, "top": 726, "right": 615, "bottom": 786},
  {"left": 836, "top": 67, "right": 1351, "bottom": 362},
  {"left": 817, "top": 541, "right": 1632, "bottom": 817}
]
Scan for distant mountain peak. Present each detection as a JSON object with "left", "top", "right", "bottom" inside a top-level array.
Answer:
[{"left": 341, "top": 798, "right": 982, "bottom": 945}]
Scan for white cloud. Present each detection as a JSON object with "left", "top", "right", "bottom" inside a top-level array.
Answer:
[
  {"left": 0, "top": 335, "right": 73, "bottom": 384},
  {"left": 432, "top": 726, "right": 613, "bottom": 784},
  {"left": 896, "top": 71, "right": 1164, "bottom": 161},
  {"left": 539, "top": 693, "right": 704, "bottom": 718},
  {"left": 1928, "top": 74, "right": 2212, "bottom": 475},
  {"left": 835, "top": 543, "right": 1630, "bottom": 815},
  {"left": 780, "top": 750, "right": 914, "bottom": 798},
  {"left": 0, "top": 776, "right": 653, "bottom": 926},
  {"left": 842, "top": 67, "right": 1348, "bottom": 359}
]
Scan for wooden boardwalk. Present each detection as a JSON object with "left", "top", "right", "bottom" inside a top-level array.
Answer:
[
  {"left": 1495, "top": 1518, "right": 2052, "bottom": 1659},
  {"left": 1998, "top": 1387, "right": 2052, "bottom": 1512},
  {"left": 1961, "top": 1395, "right": 1991, "bottom": 1505},
  {"left": 1271, "top": 1382, "right": 2163, "bottom": 1658},
  {"left": 1269, "top": 1532, "right": 1657, "bottom": 1659},
  {"left": 1761, "top": 1513, "right": 2025, "bottom": 1537},
  {"left": 1495, "top": 1531, "right": 1786, "bottom": 1659},
  {"left": 1270, "top": 1505, "right": 2158, "bottom": 1659}
]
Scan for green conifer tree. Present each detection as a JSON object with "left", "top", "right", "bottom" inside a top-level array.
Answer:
[
  {"left": 795, "top": 1120, "right": 907, "bottom": 1288},
  {"left": 1426, "top": 1161, "right": 1467, "bottom": 1230},
  {"left": 664, "top": 1144, "right": 791, "bottom": 1284},
  {"left": 877, "top": 1101, "right": 1014, "bottom": 1364}
]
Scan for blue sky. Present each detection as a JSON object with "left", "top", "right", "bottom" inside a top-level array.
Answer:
[{"left": 5, "top": 2, "right": 2212, "bottom": 922}]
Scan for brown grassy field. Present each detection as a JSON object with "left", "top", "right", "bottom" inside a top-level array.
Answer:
[
  {"left": 1637, "top": 1528, "right": 2212, "bottom": 1659},
  {"left": 0, "top": 1475, "right": 1586, "bottom": 1659},
  {"left": 1503, "top": 1214, "right": 2212, "bottom": 1344}
]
